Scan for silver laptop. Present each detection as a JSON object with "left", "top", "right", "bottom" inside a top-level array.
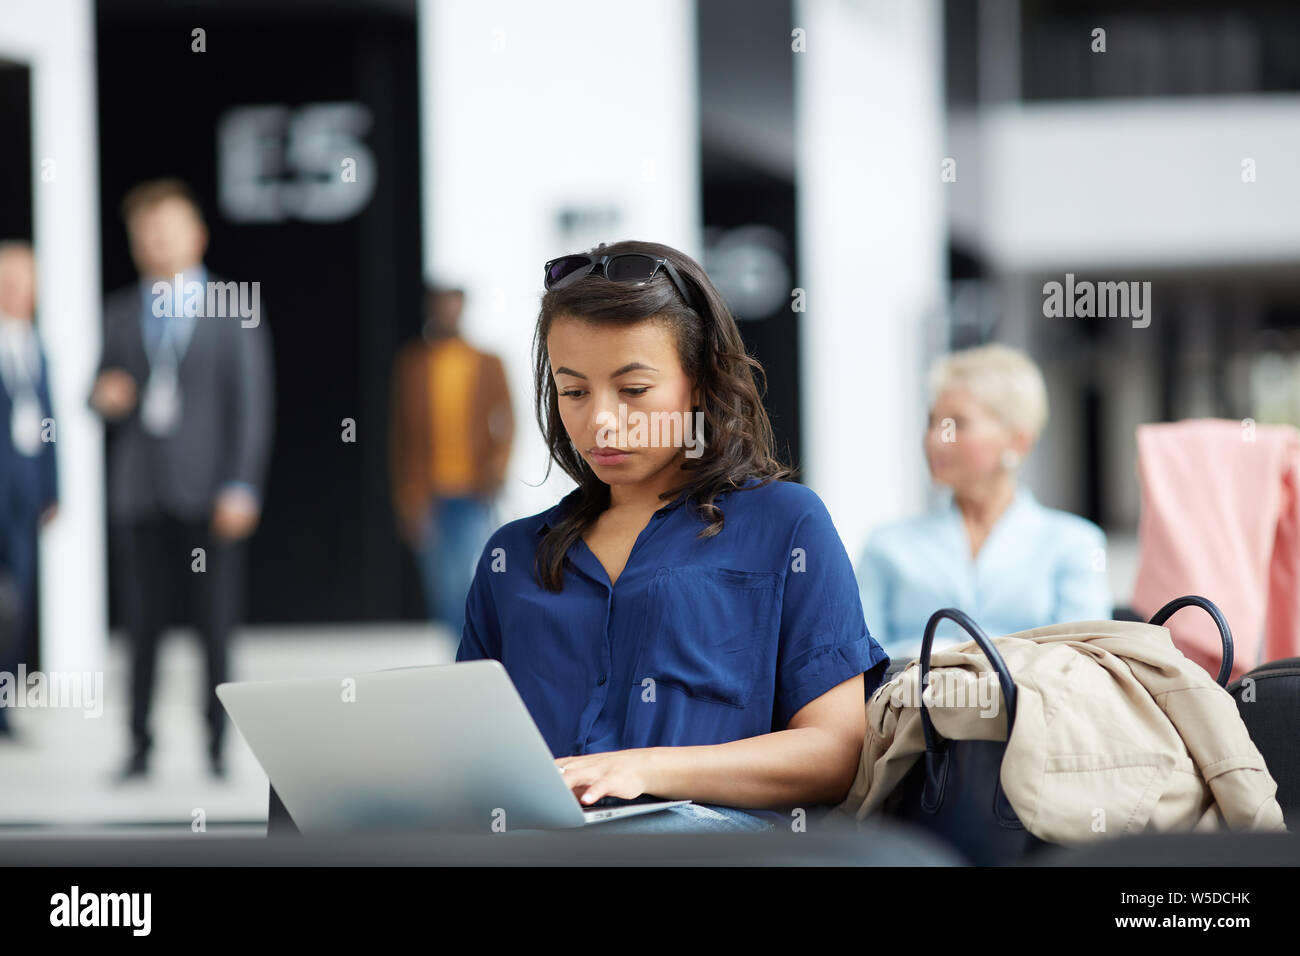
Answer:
[{"left": 216, "top": 659, "right": 689, "bottom": 835}]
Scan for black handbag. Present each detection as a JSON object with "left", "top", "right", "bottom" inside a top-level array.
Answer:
[
  {"left": 1228, "top": 657, "right": 1300, "bottom": 831},
  {"left": 881, "top": 595, "right": 1234, "bottom": 865}
]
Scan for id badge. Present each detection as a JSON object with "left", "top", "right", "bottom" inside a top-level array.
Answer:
[
  {"left": 141, "top": 369, "right": 182, "bottom": 437},
  {"left": 10, "top": 393, "right": 42, "bottom": 456}
]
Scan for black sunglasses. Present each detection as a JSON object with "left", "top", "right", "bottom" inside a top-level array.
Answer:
[{"left": 543, "top": 252, "right": 704, "bottom": 314}]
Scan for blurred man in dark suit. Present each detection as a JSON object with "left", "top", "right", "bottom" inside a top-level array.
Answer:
[
  {"left": 88, "top": 179, "right": 274, "bottom": 779},
  {"left": 0, "top": 241, "right": 58, "bottom": 738}
]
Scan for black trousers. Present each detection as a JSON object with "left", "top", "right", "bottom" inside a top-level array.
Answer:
[
  {"left": 0, "top": 511, "right": 40, "bottom": 733},
  {"left": 114, "top": 511, "right": 245, "bottom": 758}
]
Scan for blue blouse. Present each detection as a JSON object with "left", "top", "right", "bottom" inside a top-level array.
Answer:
[
  {"left": 856, "top": 486, "right": 1112, "bottom": 662},
  {"left": 456, "top": 477, "right": 889, "bottom": 768}
]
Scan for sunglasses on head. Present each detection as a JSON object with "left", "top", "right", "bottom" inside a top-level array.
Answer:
[{"left": 543, "top": 251, "right": 704, "bottom": 314}]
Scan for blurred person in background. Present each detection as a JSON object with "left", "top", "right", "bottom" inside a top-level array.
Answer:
[
  {"left": 0, "top": 241, "right": 58, "bottom": 738},
  {"left": 88, "top": 179, "right": 274, "bottom": 780},
  {"left": 857, "top": 343, "right": 1111, "bottom": 664},
  {"left": 390, "top": 285, "right": 514, "bottom": 638}
]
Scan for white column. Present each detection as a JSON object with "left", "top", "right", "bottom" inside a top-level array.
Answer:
[
  {"left": 793, "top": 0, "right": 947, "bottom": 558},
  {"left": 0, "top": 0, "right": 107, "bottom": 674},
  {"left": 418, "top": 0, "right": 701, "bottom": 523}
]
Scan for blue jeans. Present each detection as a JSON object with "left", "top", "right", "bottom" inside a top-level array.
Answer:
[
  {"left": 585, "top": 803, "right": 776, "bottom": 834},
  {"left": 414, "top": 494, "right": 495, "bottom": 637}
]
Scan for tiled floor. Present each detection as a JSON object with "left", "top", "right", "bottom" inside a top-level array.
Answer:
[{"left": 0, "top": 624, "right": 458, "bottom": 828}]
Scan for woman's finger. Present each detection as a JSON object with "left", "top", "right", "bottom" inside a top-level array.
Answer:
[
  {"left": 559, "top": 763, "right": 602, "bottom": 793},
  {"left": 578, "top": 777, "right": 607, "bottom": 804}
]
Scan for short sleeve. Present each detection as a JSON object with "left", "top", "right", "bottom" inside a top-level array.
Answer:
[
  {"left": 456, "top": 542, "right": 503, "bottom": 662},
  {"left": 774, "top": 496, "right": 890, "bottom": 729},
  {"left": 1053, "top": 520, "right": 1114, "bottom": 623}
]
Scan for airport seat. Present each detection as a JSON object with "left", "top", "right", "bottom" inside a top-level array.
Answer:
[
  {"left": 268, "top": 785, "right": 300, "bottom": 837},
  {"left": 1228, "top": 656, "right": 1300, "bottom": 831},
  {"left": 1030, "top": 830, "right": 1300, "bottom": 866}
]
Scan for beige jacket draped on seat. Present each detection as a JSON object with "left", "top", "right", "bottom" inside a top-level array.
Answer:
[{"left": 834, "top": 620, "right": 1286, "bottom": 843}]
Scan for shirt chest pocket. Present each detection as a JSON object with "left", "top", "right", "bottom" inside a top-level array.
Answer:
[{"left": 634, "top": 566, "right": 781, "bottom": 708}]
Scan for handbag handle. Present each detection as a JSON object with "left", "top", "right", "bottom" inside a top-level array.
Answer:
[
  {"left": 1146, "top": 595, "right": 1234, "bottom": 687},
  {"left": 917, "top": 608, "right": 1019, "bottom": 755}
]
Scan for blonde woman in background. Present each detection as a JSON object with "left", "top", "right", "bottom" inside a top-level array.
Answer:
[{"left": 857, "top": 344, "right": 1112, "bottom": 664}]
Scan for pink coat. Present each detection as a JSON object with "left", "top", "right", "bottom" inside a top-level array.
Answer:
[{"left": 1131, "top": 418, "right": 1300, "bottom": 681}]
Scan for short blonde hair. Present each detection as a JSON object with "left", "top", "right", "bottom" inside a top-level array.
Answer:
[{"left": 928, "top": 343, "right": 1049, "bottom": 439}]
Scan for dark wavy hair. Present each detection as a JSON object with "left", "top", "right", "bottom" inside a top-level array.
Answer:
[{"left": 531, "top": 239, "right": 796, "bottom": 592}]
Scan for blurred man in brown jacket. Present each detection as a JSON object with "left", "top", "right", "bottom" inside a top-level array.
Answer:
[{"left": 390, "top": 286, "right": 513, "bottom": 638}]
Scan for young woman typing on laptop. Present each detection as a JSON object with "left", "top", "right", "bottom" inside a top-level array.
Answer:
[{"left": 455, "top": 240, "right": 890, "bottom": 833}]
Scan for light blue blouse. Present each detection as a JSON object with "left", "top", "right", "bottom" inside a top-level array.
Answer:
[{"left": 856, "top": 486, "right": 1112, "bottom": 662}]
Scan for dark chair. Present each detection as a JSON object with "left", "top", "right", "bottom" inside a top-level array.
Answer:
[
  {"left": 863, "top": 656, "right": 890, "bottom": 699},
  {"left": 1228, "top": 657, "right": 1300, "bottom": 831},
  {"left": 1031, "top": 830, "right": 1300, "bottom": 866},
  {"left": 267, "top": 785, "right": 300, "bottom": 837}
]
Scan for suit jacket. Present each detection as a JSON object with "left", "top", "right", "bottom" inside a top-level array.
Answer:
[
  {"left": 92, "top": 274, "right": 274, "bottom": 523},
  {"left": 389, "top": 335, "right": 513, "bottom": 522},
  {"left": 0, "top": 342, "right": 58, "bottom": 531}
]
